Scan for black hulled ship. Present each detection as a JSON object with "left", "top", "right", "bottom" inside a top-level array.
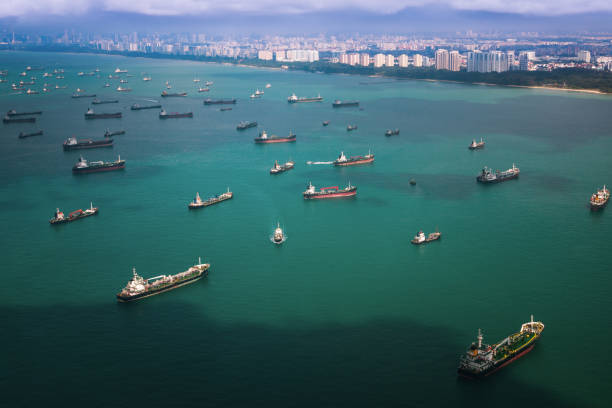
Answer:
[
  {"left": 72, "top": 155, "right": 125, "bottom": 174},
  {"left": 63, "top": 137, "right": 113, "bottom": 150}
]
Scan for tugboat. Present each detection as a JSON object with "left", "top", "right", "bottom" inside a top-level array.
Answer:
[
  {"left": 159, "top": 109, "right": 193, "bottom": 119},
  {"left": 237, "top": 121, "right": 257, "bottom": 130},
  {"left": 49, "top": 203, "right": 98, "bottom": 225},
  {"left": 477, "top": 164, "right": 520, "bottom": 183},
  {"left": 104, "top": 129, "right": 125, "bottom": 137},
  {"left": 131, "top": 103, "right": 162, "bottom": 110},
  {"left": 92, "top": 99, "right": 119, "bottom": 105},
  {"left": 204, "top": 98, "right": 236, "bottom": 105},
  {"left": 347, "top": 125, "right": 358, "bottom": 131},
  {"left": 7, "top": 109, "right": 42, "bottom": 117},
  {"left": 254, "top": 130, "right": 296, "bottom": 144},
  {"left": 188, "top": 188, "right": 233, "bottom": 209},
  {"left": 333, "top": 150, "right": 374, "bottom": 166},
  {"left": 322, "top": 121, "right": 330, "bottom": 126},
  {"left": 332, "top": 100, "right": 359, "bottom": 107},
  {"left": 303, "top": 182, "right": 357, "bottom": 199},
  {"left": 287, "top": 93, "right": 323, "bottom": 103},
  {"left": 116, "top": 258, "right": 209, "bottom": 302},
  {"left": 161, "top": 91, "right": 187, "bottom": 97},
  {"left": 590, "top": 185, "right": 610, "bottom": 210},
  {"left": 385, "top": 129, "right": 400, "bottom": 136},
  {"left": 18, "top": 131, "right": 43, "bottom": 139},
  {"left": 411, "top": 229, "right": 441, "bottom": 245},
  {"left": 469, "top": 138, "right": 485, "bottom": 150},
  {"left": 457, "top": 316, "right": 545, "bottom": 379},
  {"left": 270, "top": 160, "right": 295, "bottom": 174},
  {"left": 72, "top": 155, "right": 125, "bottom": 174},
  {"left": 273, "top": 222, "right": 285, "bottom": 244},
  {"left": 63, "top": 137, "right": 113, "bottom": 150},
  {"left": 84, "top": 108, "right": 122, "bottom": 119}
]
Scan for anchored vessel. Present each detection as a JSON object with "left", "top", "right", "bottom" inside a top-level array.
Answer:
[
  {"left": 189, "top": 188, "right": 233, "bottom": 209},
  {"left": 303, "top": 182, "right": 357, "bottom": 199},
  {"left": 63, "top": 137, "right": 113, "bottom": 150},
  {"left": 7, "top": 109, "right": 42, "bottom": 117},
  {"left": 72, "top": 93, "right": 97, "bottom": 98},
  {"left": 322, "top": 121, "right": 330, "bottom": 126},
  {"left": 457, "top": 316, "right": 545, "bottom": 379},
  {"left": 4, "top": 116, "right": 36, "bottom": 123},
  {"left": 254, "top": 130, "right": 296, "bottom": 144},
  {"left": 332, "top": 100, "right": 359, "bottom": 107},
  {"left": 159, "top": 109, "right": 193, "bottom": 119},
  {"left": 590, "top": 185, "right": 610, "bottom": 210},
  {"left": 116, "top": 259, "right": 209, "bottom": 302},
  {"left": 204, "top": 98, "right": 236, "bottom": 105},
  {"left": 273, "top": 223, "right": 285, "bottom": 244},
  {"left": 131, "top": 103, "right": 161, "bottom": 110},
  {"left": 287, "top": 93, "right": 323, "bottom": 103},
  {"left": 237, "top": 121, "right": 257, "bottom": 130},
  {"left": 270, "top": 160, "right": 295, "bottom": 174},
  {"left": 333, "top": 151, "right": 374, "bottom": 166},
  {"left": 347, "top": 125, "right": 357, "bottom": 131},
  {"left": 92, "top": 99, "right": 119, "bottom": 105},
  {"left": 104, "top": 130, "right": 125, "bottom": 137},
  {"left": 385, "top": 129, "right": 400, "bottom": 136},
  {"left": 18, "top": 131, "right": 43, "bottom": 139},
  {"left": 198, "top": 87, "right": 210, "bottom": 92},
  {"left": 72, "top": 156, "right": 125, "bottom": 174},
  {"left": 469, "top": 138, "right": 485, "bottom": 150},
  {"left": 411, "top": 230, "right": 441, "bottom": 245},
  {"left": 49, "top": 203, "right": 98, "bottom": 225},
  {"left": 477, "top": 164, "right": 519, "bottom": 183},
  {"left": 161, "top": 91, "right": 187, "bottom": 97},
  {"left": 84, "top": 108, "right": 122, "bottom": 119}
]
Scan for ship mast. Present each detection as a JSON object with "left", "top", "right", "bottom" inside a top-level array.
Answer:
[{"left": 477, "top": 328, "right": 483, "bottom": 349}]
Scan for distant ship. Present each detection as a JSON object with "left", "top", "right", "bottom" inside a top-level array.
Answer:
[
  {"left": 159, "top": 109, "right": 193, "bottom": 119},
  {"left": 116, "top": 86, "right": 132, "bottom": 92},
  {"left": 198, "top": 87, "right": 210, "bottom": 92},
  {"left": 18, "top": 130, "right": 43, "bottom": 139},
  {"left": 332, "top": 100, "right": 359, "bottom": 107},
  {"left": 131, "top": 103, "right": 162, "bottom": 110},
  {"left": 270, "top": 160, "right": 295, "bottom": 174},
  {"left": 255, "top": 89, "right": 264, "bottom": 96},
  {"left": 333, "top": 151, "right": 374, "bottom": 166},
  {"left": 273, "top": 222, "right": 285, "bottom": 244},
  {"left": 303, "top": 182, "right": 357, "bottom": 199},
  {"left": 193, "top": 78, "right": 201, "bottom": 83},
  {"left": 85, "top": 108, "right": 122, "bottom": 119},
  {"left": 161, "top": 91, "right": 187, "bottom": 97},
  {"left": 116, "top": 259, "right": 209, "bottom": 302},
  {"left": 72, "top": 155, "right": 125, "bottom": 174},
  {"left": 25, "top": 89, "right": 39, "bottom": 95},
  {"left": 287, "top": 93, "right": 323, "bottom": 103},
  {"left": 477, "top": 164, "right": 520, "bottom": 183},
  {"left": 457, "top": 316, "right": 545, "bottom": 379},
  {"left": 347, "top": 125, "right": 358, "bottom": 131},
  {"left": 205, "top": 81, "right": 214, "bottom": 86},
  {"left": 265, "top": 83, "right": 272, "bottom": 88},
  {"left": 385, "top": 129, "right": 400, "bottom": 136},
  {"left": 104, "top": 130, "right": 125, "bottom": 137},
  {"left": 72, "top": 93, "right": 97, "bottom": 98},
  {"left": 220, "top": 107, "right": 232, "bottom": 111},
  {"left": 204, "top": 98, "right": 236, "bottom": 105},
  {"left": 3, "top": 116, "right": 36, "bottom": 124},
  {"left": 590, "top": 185, "right": 610, "bottom": 210},
  {"left": 469, "top": 138, "right": 485, "bottom": 150},
  {"left": 411, "top": 230, "right": 441, "bottom": 245},
  {"left": 92, "top": 99, "right": 119, "bottom": 105},
  {"left": 142, "top": 76, "right": 152, "bottom": 81},
  {"left": 188, "top": 188, "right": 233, "bottom": 209},
  {"left": 49, "top": 203, "right": 98, "bottom": 225},
  {"left": 322, "top": 121, "right": 330, "bottom": 126},
  {"left": 254, "top": 130, "right": 296, "bottom": 144},
  {"left": 114, "top": 68, "right": 128, "bottom": 74},
  {"left": 63, "top": 137, "right": 113, "bottom": 150},
  {"left": 237, "top": 121, "right": 257, "bottom": 130}
]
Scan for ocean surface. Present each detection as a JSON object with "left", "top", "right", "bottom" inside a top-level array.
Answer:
[{"left": 1, "top": 51, "right": 611, "bottom": 407}]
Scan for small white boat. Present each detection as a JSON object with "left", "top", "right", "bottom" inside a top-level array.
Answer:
[
  {"left": 265, "top": 83, "right": 271, "bottom": 88},
  {"left": 273, "top": 222, "right": 285, "bottom": 244}
]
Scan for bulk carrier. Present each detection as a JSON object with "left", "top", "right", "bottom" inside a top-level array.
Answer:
[
  {"left": 84, "top": 108, "right": 122, "bottom": 119},
  {"left": 254, "top": 130, "right": 296, "bottom": 144},
  {"left": 189, "top": 188, "right": 233, "bottom": 209},
  {"left": 63, "top": 137, "right": 113, "bottom": 150},
  {"left": 204, "top": 98, "right": 236, "bottom": 105},
  {"left": 72, "top": 156, "right": 125, "bottom": 174},
  {"left": 477, "top": 164, "right": 519, "bottom": 183},
  {"left": 287, "top": 93, "right": 323, "bottom": 103},
  {"left": 332, "top": 100, "right": 359, "bottom": 107}
]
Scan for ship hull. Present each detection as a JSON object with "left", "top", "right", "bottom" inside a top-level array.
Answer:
[
  {"left": 469, "top": 145, "right": 485, "bottom": 150},
  {"left": 457, "top": 343, "right": 536, "bottom": 379},
  {"left": 117, "top": 270, "right": 207, "bottom": 302},
  {"left": 160, "top": 113, "right": 193, "bottom": 119},
  {"left": 333, "top": 102, "right": 359, "bottom": 107},
  {"left": 476, "top": 173, "right": 519, "bottom": 183},
  {"left": 72, "top": 163, "right": 125, "bottom": 174},
  {"left": 288, "top": 98, "right": 323, "bottom": 103},
  {"left": 254, "top": 136, "right": 296, "bottom": 144},
  {"left": 334, "top": 157, "right": 374, "bottom": 166},
  {"left": 85, "top": 113, "right": 122, "bottom": 119},
  {"left": 131, "top": 105, "right": 162, "bottom": 110},
  {"left": 64, "top": 140, "right": 113, "bottom": 150},
  {"left": 4, "top": 117, "right": 36, "bottom": 123},
  {"left": 7, "top": 111, "right": 42, "bottom": 116},
  {"left": 188, "top": 195, "right": 232, "bottom": 209},
  {"left": 19, "top": 132, "right": 43, "bottom": 139},
  {"left": 590, "top": 201, "right": 609, "bottom": 210},
  {"left": 304, "top": 189, "right": 357, "bottom": 199},
  {"left": 50, "top": 209, "right": 98, "bottom": 225},
  {"left": 204, "top": 100, "right": 236, "bottom": 105}
]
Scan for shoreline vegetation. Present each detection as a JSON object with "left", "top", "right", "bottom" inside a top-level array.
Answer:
[{"left": 10, "top": 46, "right": 612, "bottom": 94}]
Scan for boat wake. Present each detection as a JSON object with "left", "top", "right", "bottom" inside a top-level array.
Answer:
[
  {"left": 270, "top": 236, "right": 287, "bottom": 244},
  {"left": 306, "top": 161, "right": 333, "bottom": 165}
]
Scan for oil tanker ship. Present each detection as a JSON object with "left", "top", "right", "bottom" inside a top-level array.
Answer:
[
  {"left": 254, "top": 130, "right": 296, "bottom": 144},
  {"left": 7, "top": 109, "right": 42, "bottom": 116},
  {"left": 332, "top": 100, "right": 359, "bottom": 107},
  {"left": 333, "top": 151, "right": 374, "bottom": 166},
  {"left": 49, "top": 203, "right": 98, "bottom": 225},
  {"left": 204, "top": 98, "right": 236, "bottom": 105},
  {"left": 92, "top": 99, "right": 119, "bottom": 105},
  {"left": 189, "top": 188, "right": 233, "bottom": 209},
  {"left": 287, "top": 93, "right": 323, "bottom": 103},
  {"left": 161, "top": 91, "right": 187, "bottom": 97},
  {"left": 131, "top": 103, "right": 162, "bottom": 110},
  {"left": 457, "top": 316, "right": 545, "bottom": 379},
  {"left": 4, "top": 116, "right": 36, "bottom": 123},
  {"left": 72, "top": 155, "right": 125, "bottom": 174},
  {"left": 84, "top": 108, "right": 122, "bottom": 119},
  {"left": 469, "top": 138, "right": 485, "bottom": 150},
  {"left": 116, "top": 258, "right": 209, "bottom": 302},
  {"left": 590, "top": 185, "right": 609, "bottom": 210},
  {"left": 63, "top": 137, "right": 113, "bottom": 150},
  {"left": 303, "top": 182, "right": 357, "bottom": 199},
  {"left": 477, "top": 164, "right": 519, "bottom": 183},
  {"left": 159, "top": 109, "right": 193, "bottom": 119}
]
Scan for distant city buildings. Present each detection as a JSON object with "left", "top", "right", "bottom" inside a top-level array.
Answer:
[
  {"left": 467, "top": 50, "right": 511, "bottom": 73},
  {"left": 449, "top": 50, "right": 461, "bottom": 71},
  {"left": 435, "top": 49, "right": 450, "bottom": 70},
  {"left": 374, "top": 53, "right": 385, "bottom": 67},
  {"left": 398, "top": 54, "right": 408, "bottom": 68},
  {"left": 360, "top": 53, "right": 370, "bottom": 66},
  {"left": 277, "top": 49, "right": 319, "bottom": 62},
  {"left": 578, "top": 50, "right": 591, "bottom": 62},
  {"left": 258, "top": 50, "right": 273, "bottom": 60},
  {"left": 413, "top": 54, "right": 423, "bottom": 67}
]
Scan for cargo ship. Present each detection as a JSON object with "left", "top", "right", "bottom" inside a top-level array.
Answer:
[
  {"left": 18, "top": 130, "right": 43, "bottom": 139},
  {"left": 590, "top": 185, "right": 610, "bottom": 210},
  {"left": 188, "top": 188, "right": 233, "bottom": 209},
  {"left": 72, "top": 93, "right": 97, "bottom": 98},
  {"left": 84, "top": 108, "right": 122, "bottom": 119},
  {"left": 332, "top": 100, "right": 359, "bottom": 107},
  {"left": 161, "top": 91, "right": 187, "bottom": 97},
  {"left": 131, "top": 103, "right": 162, "bottom": 110},
  {"left": 63, "top": 137, "right": 113, "bottom": 150},
  {"left": 7, "top": 109, "right": 42, "bottom": 116},
  {"left": 116, "top": 259, "right": 209, "bottom": 302},
  {"left": 72, "top": 155, "right": 125, "bottom": 174},
  {"left": 49, "top": 203, "right": 98, "bottom": 225},
  {"left": 385, "top": 129, "right": 400, "bottom": 136},
  {"left": 159, "top": 109, "right": 193, "bottom": 119},
  {"left": 270, "top": 160, "right": 295, "bottom": 174},
  {"left": 114, "top": 68, "right": 128, "bottom": 74},
  {"left": 4, "top": 116, "right": 36, "bottom": 124},
  {"left": 333, "top": 151, "right": 374, "bottom": 166},
  {"left": 254, "top": 130, "right": 296, "bottom": 144},
  {"left": 104, "top": 130, "right": 125, "bottom": 137},
  {"left": 287, "top": 93, "right": 323, "bottom": 103},
  {"left": 477, "top": 164, "right": 520, "bottom": 183},
  {"left": 411, "top": 230, "right": 441, "bottom": 245},
  {"left": 116, "top": 87, "right": 132, "bottom": 92},
  {"left": 237, "top": 121, "right": 257, "bottom": 130},
  {"left": 92, "top": 99, "right": 119, "bottom": 105},
  {"left": 303, "top": 182, "right": 357, "bottom": 199},
  {"left": 469, "top": 138, "right": 485, "bottom": 150},
  {"left": 457, "top": 316, "right": 545, "bottom": 379},
  {"left": 204, "top": 98, "right": 236, "bottom": 105}
]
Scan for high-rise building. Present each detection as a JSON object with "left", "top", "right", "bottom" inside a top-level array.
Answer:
[
  {"left": 339, "top": 53, "right": 349, "bottom": 64},
  {"left": 275, "top": 50, "right": 286, "bottom": 61},
  {"left": 490, "top": 51, "right": 507, "bottom": 73},
  {"left": 435, "top": 49, "right": 449, "bottom": 70},
  {"left": 449, "top": 51, "right": 461, "bottom": 71},
  {"left": 373, "top": 53, "right": 385, "bottom": 68},
  {"left": 506, "top": 51, "right": 515, "bottom": 70},
  {"left": 398, "top": 54, "right": 409, "bottom": 68},
  {"left": 360, "top": 53, "right": 370, "bottom": 67},
  {"left": 348, "top": 53, "right": 360, "bottom": 66},
  {"left": 577, "top": 50, "right": 591, "bottom": 63},
  {"left": 519, "top": 53, "right": 530, "bottom": 71},
  {"left": 258, "top": 50, "right": 273, "bottom": 61},
  {"left": 413, "top": 54, "right": 423, "bottom": 67},
  {"left": 385, "top": 54, "right": 395, "bottom": 67}
]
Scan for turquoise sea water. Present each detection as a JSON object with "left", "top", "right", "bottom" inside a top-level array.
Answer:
[{"left": 1, "top": 51, "right": 612, "bottom": 407}]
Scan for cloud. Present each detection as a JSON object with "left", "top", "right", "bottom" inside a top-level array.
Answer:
[{"left": 1, "top": 0, "right": 611, "bottom": 18}]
